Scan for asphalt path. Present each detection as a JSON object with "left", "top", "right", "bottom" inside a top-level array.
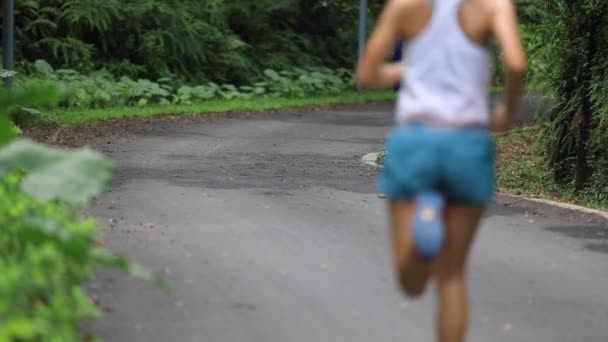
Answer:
[{"left": 84, "top": 100, "right": 608, "bottom": 342}]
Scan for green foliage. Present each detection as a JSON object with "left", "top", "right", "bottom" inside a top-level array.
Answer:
[
  {"left": 0, "top": 140, "right": 115, "bottom": 204},
  {"left": 529, "top": 0, "right": 608, "bottom": 198},
  {"left": 519, "top": 24, "right": 553, "bottom": 90},
  {"left": 9, "top": 0, "right": 384, "bottom": 84},
  {"left": 0, "top": 173, "right": 103, "bottom": 341},
  {"left": 517, "top": 0, "right": 550, "bottom": 24},
  {"left": 0, "top": 80, "right": 62, "bottom": 144},
  {"left": 493, "top": 23, "right": 552, "bottom": 90},
  {"left": 0, "top": 81, "right": 155, "bottom": 341},
  {"left": 20, "top": 61, "right": 354, "bottom": 109},
  {"left": 0, "top": 173, "right": 150, "bottom": 342}
]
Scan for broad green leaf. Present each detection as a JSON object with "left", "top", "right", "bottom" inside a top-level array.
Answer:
[
  {"left": 55, "top": 68, "right": 79, "bottom": 76},
  {"left": 76, "top": 88, "right": 88, "bottom": 101},
  {"left": 222, "top": 84, "right": 237, "bottom": 91},
  {"left": 34, "top": 59, "right": 54, "bottom": 75},
  {"left": 264, "top": 69, "right": 280, "bottom": 80},
  {"left": 17, "top": 106, "right": 44, "bottom": 116},
  {"left": 0, "top": 139, "right": 115, "bottom": 204},
  {"left": 93, "top": 89, "right": 112, "bottom": 102}
]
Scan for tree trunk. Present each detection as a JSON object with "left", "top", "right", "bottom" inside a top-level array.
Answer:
[{"left": 574, "top": 16, "right": 599, "bottom": 191}]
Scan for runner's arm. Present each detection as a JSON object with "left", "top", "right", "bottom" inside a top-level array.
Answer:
[
  {"left": 355, "top": 2, "right": 404, "bottom": 89},
  {"left": 492, "top": 0, "right": 527, "bottom": 121}
]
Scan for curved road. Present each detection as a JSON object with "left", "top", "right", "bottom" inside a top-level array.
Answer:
[{"left": 86, "top": 103, "right": 608, "bottom": 342}]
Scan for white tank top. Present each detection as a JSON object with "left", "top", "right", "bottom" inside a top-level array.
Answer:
[{"left": 396, "top": 0, "right": 493, "bottom": 126}]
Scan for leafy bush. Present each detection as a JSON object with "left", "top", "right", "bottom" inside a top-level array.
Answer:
[
  {"left": 0, "top": 173, "right": 103, "bottom": 341},
  {"left": 0, "top": 80, "right": 153, "bottom": 341},
  {"left": 20, "top": 60, "right": 354, "bottom": 109},
  {"left": 531, "top": 0, "right": 608, "bottom": 199},
  {"left": 493, "top": 24, "right": 551, "bottom": 90},
  {"left": 519, "top": 24, "right": 553, "bottom": 90},
  {"left": 10, "top": 0, "right": 384, "bottom": 84}
]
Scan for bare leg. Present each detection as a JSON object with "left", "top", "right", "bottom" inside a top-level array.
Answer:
[
  {"left": 388, "top": 200, "right": 433, "bottom": 297},
  {"left": 434, "top": 205, "right": 485, "bottom": 342}
]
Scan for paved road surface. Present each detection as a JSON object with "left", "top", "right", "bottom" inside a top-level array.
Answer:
[{"left": 85, "top": 102, "right": 608, "bottom": 342}]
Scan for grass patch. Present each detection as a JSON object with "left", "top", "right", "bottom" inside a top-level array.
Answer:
[
  {"left": 376, "top": 127, "right": 608, "bottom": 211},
  {"left": 495, "top": 128, "right": 563, "bottom": 198},
  {"left": 496, "top": 127, "right": 607, "bottom": 211},
  {"left": 24, "top": 90, "right": 396, "bottom": 126},
  {"left": 23, "top": 87, "right": 511, "bottom": 127}
]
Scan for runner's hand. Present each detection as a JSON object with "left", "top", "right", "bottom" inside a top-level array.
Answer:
[{"left": 491, "top": 103, "right": 513, "bottom": 133}]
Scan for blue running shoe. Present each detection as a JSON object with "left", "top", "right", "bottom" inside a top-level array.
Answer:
[{"left": 412, "top": 191, "right": 446, "bottom": 259}]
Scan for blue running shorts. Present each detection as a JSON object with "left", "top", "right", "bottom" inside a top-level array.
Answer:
[{"left": 378, "top": 123, "right": 495, "bottom": 205}]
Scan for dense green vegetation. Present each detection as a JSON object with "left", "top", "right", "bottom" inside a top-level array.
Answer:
[
  {"left": 8, "top": 0, "right": 383, "bottom": 85},
  {"left": 1, "top": 1, "right": 390, "bottom": 120},
  {"left": 0, "top": 81, "right": 154, "bottom": 341},
  {"left": 19, "top": 60, "right": 356, "bottom": 109},
  {"left": 1, "top": 1, "right": 548, "bottom": 116},
  {"left": 521, "top": 0, "right": 608, "bottom": 203}
]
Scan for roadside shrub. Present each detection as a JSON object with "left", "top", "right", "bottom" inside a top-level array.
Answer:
[
  {"left": 534, "top": 0, "right": 608, "bottom": 198},
  {"left": 10, "top": 0, "right": 385, "bottom": 84},
  {"left": 19, "top": 60, "right": 355, "bottom": 109},
  {"left": 0, "top": 173, "right": 103, "bottom": 341},
  {"left": 0, "top": 79, "right": 154, "bottom": 341}
]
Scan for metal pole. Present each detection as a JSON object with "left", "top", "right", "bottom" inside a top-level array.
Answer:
[
  {"left": 3, "top": 0, "right": 15, "bottom": 89},
  {"left": 357, "top": 0, "right": 367, "bottom": 92}
]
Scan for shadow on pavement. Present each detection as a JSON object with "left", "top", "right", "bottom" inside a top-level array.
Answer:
[{"left": 545, "top": 224, "right": 608, "bottom": 254}]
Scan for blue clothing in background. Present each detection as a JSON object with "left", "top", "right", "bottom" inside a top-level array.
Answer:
[{"left": 392, "top": 41, "right": 403, "bottom": 92}]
